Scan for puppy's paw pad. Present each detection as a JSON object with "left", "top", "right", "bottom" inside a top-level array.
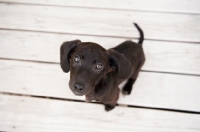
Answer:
[
  {"left": 105, "top": 105, "right": 115, "bottom": 112},
  {"left": 122, "top": 89, "right": 130, "bottom": 95},
  {"left": 122, "top": 88, "right": 131, "bottom": 95}
]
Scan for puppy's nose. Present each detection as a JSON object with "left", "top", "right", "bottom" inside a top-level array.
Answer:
[{"left": 74, "top": 84, "right": 83, "bottom": 91}]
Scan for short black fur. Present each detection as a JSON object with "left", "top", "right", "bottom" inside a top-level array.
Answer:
[{"left": 60, "top": 23, "right": 145, "bottom": 111}]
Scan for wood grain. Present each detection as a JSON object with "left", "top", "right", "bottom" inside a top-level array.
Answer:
[
  {"left": 1, "top": 0, "right": 200, "bottom": 14},
  {"left": 0, "top": 4, "right": 200, "bottom": 42},
  {"left": 1, "top": 30, "right": 200, "bottom": 75},
  {"left": 0, "top": 94, "right": 200, "bottom": 132},
  {"left": 0, "top": 1, "right": 200, "bottom": 131},
  {"left": 0, "top": 59, "right": 200, "bottom": 111}
]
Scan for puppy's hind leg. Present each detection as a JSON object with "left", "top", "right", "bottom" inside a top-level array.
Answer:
[{"left": 122, "top": 59, "right": 145, "bottom": 95}]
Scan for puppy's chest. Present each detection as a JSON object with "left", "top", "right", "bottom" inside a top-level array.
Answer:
[
  {"left": 85, "top": 86, "right": 106, "bottom": 102},
  {"left": 85, "top": 92, "right": 100, "bottom": 102}
]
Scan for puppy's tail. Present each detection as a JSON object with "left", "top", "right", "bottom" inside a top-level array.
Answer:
[{"left": 133, "top": 23, "right": 144, "bottom": 45}]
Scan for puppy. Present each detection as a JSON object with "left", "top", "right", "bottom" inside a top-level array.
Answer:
[{"left": 60, "top": 23, "right": 145, "bottom": 111}]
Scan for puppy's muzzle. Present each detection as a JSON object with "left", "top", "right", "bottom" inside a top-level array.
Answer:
[{"left": 69, "top": 80, "right": 88, "bottom": 96}]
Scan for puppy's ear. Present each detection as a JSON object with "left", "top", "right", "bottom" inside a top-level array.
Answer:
[
  {"left": 60, "top": 40, "right": 81, "bottom": 73},
  {"left": 108, "top": 49, "right": 132, "bottom": 79}
]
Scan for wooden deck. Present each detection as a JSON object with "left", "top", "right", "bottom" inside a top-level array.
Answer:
[{"left": 0, "top": 0, "right": 200, "bottom": 131}]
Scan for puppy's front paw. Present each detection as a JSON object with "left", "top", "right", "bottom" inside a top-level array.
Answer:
[
  {"left": 105, "top": 105, "right": 115, "bottom": 112},
  {"left": 122, "top": 89, "right": 131, "bottom": 95},
  {"left": 122, "top": 84, "right": 132, "bottom": 95}
]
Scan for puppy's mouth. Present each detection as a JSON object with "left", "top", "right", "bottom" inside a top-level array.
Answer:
[
  {"left": 73, "top": 91, "right": 84, "bottom": 96},
  {"left": 71, "top": 87, "right": 90, "bottom": 96},
  {"left": 71, "top": 86, "right": 94, "bottom": 96}
]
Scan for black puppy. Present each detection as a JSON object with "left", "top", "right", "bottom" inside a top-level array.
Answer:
[{"left": 60, "top": 23, "right": 145, "bottom": 111}]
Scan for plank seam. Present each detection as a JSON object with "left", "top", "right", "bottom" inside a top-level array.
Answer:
[
  {"left": 1, "top": 57, "right": 200, "bottom": 77},
  {"left": 128, "top": 105, "right": 200, "bottom": 115},
  {"left": 0, "top": 1, "right": 200, "bottom": 15},
  {"left": 1, "top": 92, "right": 200, "bottom": 114},
  {"left": 0, "top": 28, "right": 200, "bottom": 44}
]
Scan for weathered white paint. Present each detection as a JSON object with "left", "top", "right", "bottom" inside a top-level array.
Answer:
[
  {"left": 0, "top": 4, "right": 200, "bottom": 42},
  {"left": 0, "top": 30, "right": 200, "bottom": 75},
  {"left": 1, "top": 0, "right": 200, "bottom": 14},
  {"left": 0, "top": 95, "right": 200, "bottom": 132},
  {"left": 0, "top": 60, "right": 200, "bottom": 111}
]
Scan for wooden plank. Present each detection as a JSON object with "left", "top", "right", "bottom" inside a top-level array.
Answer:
[
  {"left": 0, "top": 94, "right": 200, "bottom": 132},
  {"left": 0, "top": 59, "right": 200, "bottom": 111},
  {"left": 1, "top": 0, "right": 200, "bottom": 14},
  {"left": 0, "top": 4, "right": 200, "bottom": 42},
  {"left": 1, "top": 30, "right": 200, "bottom": 75}
]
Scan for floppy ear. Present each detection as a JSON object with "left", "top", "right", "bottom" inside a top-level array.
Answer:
[
  {"left": 60, "top": 40, "right": 81, "bottom": 73},
  {"left": 108, "top": 49, "right": 132, "bottom": 79}
]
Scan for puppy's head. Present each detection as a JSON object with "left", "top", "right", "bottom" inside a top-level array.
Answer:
[{"left": 60, "top": 40, "right": 131, "bottom": 96}]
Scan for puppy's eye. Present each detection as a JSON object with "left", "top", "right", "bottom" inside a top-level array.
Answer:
[
  {"left": 74, "top": 56, "right": 80, "bottom": 63},
  {"left": 96, "top": 63, "right": 104, "bottom": 70}
]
